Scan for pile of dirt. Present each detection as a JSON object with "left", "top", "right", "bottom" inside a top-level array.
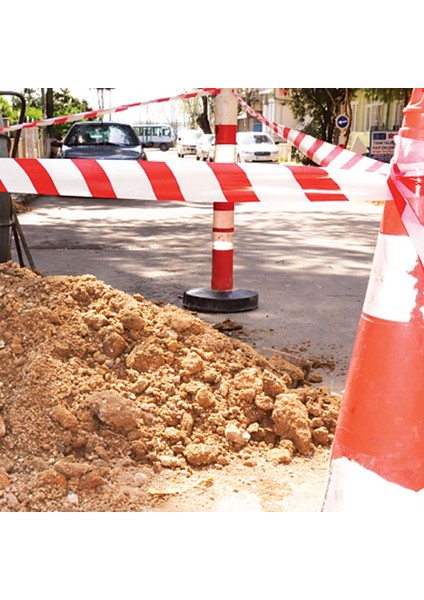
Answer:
[{"left": 0, "top": 262, "right": 340, "bottom": 511}]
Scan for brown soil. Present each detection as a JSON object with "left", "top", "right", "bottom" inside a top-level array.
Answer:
[{"left": 0, "top": 262, "right": 339, "bottom": 512}]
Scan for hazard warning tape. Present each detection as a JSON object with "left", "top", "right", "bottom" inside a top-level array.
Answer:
[
  {"left": 389, "top": 163, "right": 424, "bottom": 265},
  {"left": 235, "top": 93, "right": 390, "bottom": 176},
  {"left": 0, "top": 88, "right": 221, "bottom": 135},
  {"left": 0, "top": 158, "right": 392, "bottom": 204}
]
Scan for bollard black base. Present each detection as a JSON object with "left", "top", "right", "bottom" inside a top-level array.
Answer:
[{"left": 183, "top": 287, "right": 259, "bottom": 313}]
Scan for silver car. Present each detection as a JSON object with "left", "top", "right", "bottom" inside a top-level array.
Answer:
[{"left": 177, "top": 129, "right": 203, "bottom": 157}]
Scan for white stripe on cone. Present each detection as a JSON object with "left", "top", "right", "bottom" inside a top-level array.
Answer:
[
  {"left": 363, "top": 232, "right": 420, "bottom": 322},
  {"left": 322, "top": 457, "right": 424, "bottom": 512}
]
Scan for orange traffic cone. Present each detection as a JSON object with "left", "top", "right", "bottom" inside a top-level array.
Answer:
[{"left": 322, "top": 89, "right": 424, "bottom": 511}]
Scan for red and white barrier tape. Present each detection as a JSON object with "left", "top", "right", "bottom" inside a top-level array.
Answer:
[
  {"left": 0, "top": 88, "right": 221, "bottom": 134},
  {"left": 388, "top": 136, "right": 424, "bottom": 265},
  {"left": 235, "top": 93, "right": 390, "bottom": 176},
  {"left": 0, "top": 158, "right": 392, "bottom": 205}
]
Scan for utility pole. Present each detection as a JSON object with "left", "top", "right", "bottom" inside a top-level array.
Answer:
[
  {"left": 94, "top": 88, "right": 115, "bottom": 121},
  {"left": 41, "top": 87, "right": 54, "bottom": 156}
]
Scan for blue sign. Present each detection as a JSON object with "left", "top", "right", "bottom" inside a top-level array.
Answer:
[{"left": 336, "top": 114, "right": 349, "bottom": 130}]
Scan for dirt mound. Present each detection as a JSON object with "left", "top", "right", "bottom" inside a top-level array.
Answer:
[{"left": 0, "top": 262, "right": 340, "bottom": 511}]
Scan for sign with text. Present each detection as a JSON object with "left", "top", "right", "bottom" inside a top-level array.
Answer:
[{"left": 369, "top": 130, "right": 398, "bottom": 163}]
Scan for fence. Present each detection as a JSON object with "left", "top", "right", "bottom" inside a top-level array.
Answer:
[{"left": 17, "top": 127, "right": 43, "bottom": 158}]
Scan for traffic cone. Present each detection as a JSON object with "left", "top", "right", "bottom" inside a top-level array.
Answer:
[{"left": 322, "top": 89, "right": 424, "bottom": 511}]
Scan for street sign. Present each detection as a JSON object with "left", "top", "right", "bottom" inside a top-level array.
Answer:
[
  {"left": 369, "top": 130, "right": 398, "bottom": 163},
  {"left": 336, "top": 114, "right": 349, "bottom": 130}
]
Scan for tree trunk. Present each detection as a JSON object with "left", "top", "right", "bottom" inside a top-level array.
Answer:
[{"left": 196, "top": 96, "right": 212, "bottom": 134}]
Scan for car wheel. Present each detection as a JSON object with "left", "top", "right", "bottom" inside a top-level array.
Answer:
[{"left": 159, "top": 143, "right": 169, "bottom": 152}]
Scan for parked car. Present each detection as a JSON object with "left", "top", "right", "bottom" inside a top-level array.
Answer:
[
  {"left": 196, "top": 134, "right": 215, "bottom": 161},
  {"left": 132, "top": 123, "right": 175, "bottom": 151},
  {"left": 177, "top": 129, "right": 203, "bottom": 157},
  {"left": 58, "top": 121, "right": 147, "bottom": 160},
  {"left": 236, "top": 132, "right": 279, "bottom": 163}
]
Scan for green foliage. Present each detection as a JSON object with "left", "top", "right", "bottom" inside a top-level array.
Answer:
[
  {"left": 0, "top": 96, "right": 12, "bottom": 119},
  {"left": 364, "top": 88, "right": 412, "bottom": 105},
  {"left": 285, "top": 88, "right": 414, "bottom": 164},
  {"left": 48, "top": 88, "right": 92, "bottom": 139},
  {"left": 284, "top": 89, "right": 351, "bottom": 164},
  {"left": 2, "top": 88, "right": 92, "bottom": 139},
  {"left": 290, "top": 90, "right": 350, "bottom": 137}
]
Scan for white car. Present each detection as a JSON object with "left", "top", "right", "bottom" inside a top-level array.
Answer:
[
  {"left": 236, "top": 132, "right": 279, "bottom": 163},
  {"left": 177, "top": 129, "right": 203, "bottom": 157},
  {"left": 196, "top": 134, "right": 215, "bottom": 161}
]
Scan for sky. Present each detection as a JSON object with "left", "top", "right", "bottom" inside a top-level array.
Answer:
[
  {"left": 68, "top": 86, "right": 196, "bottom": 124},
  {"left": 0, "top": 85, "right": 205, "bottom": 127},
  {"left": 69, "top": 87, "right": 187, "bottom": 108}
]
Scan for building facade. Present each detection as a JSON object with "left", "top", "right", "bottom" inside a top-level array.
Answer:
[{"left": 240, "top": 88, "right": 408, "bottom": 160}]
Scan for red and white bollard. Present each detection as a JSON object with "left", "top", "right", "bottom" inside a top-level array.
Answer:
[{"left": 183, "top": 89, "right": 258, "bottom": 313}]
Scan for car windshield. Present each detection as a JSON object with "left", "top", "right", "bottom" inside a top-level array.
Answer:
[
  {"left": 66, "top": 124, "right": 138, "bottom": 146},
  {"left": 180, "top": 131, "right": 203, "bottom": 141},
  {"left": 240, "top": 134, "right": 273, "bottom": 145}
]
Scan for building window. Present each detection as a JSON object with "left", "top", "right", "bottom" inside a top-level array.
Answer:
[
  {"left": 393, "top": 101, "right": 404, "bottom": 128},
  {"left": 365, "top": 103, "right": 383, "bottom": 130},
  {"left": 350, "top": 101, "right": 358, "bottom": 131}
]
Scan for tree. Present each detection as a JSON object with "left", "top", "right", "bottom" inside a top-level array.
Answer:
[
  {"left": 8, "top": 88, "right": 92, "bottom": 139},
  {"left": 283, "top": 88, "right": 353, "bottom": 164},
  {"left": 181, "top": 90, "right": 214, "bottom": 132},
  {"left": 8, "top": 88, "right": 41, "bottom": 123},
  {"left": 196, "top": 96, "right": 212, "bottom": 134},
  {"left": 236, "top": 88, "right": 262, "bottom": 109},
  {"left": 364, "top": 88, "right": 412, "bottom": 105},
  {"left": 288, "top": 88, "right": 413, "bottom": 141},
  {"left": 289, "top": 88, "right": 352, "bottom": 141},
  {"left": 0, "top": 96, "right": 12, "bottom": 120}
]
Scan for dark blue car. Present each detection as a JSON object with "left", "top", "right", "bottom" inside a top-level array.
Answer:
[{"left": 60, "top": 121, "right": 147, "bottom": 160}]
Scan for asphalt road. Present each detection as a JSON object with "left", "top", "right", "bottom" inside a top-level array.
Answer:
[{"left": 12, "top": 148, "right": 384, "bottom": 393}]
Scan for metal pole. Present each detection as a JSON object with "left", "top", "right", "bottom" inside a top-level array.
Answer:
[{"left": 0, "top": 110, "right": 12, "bottom": 262}]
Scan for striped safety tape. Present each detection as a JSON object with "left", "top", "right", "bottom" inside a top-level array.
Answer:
[
  {"left": 0, "top": 88, "right": 221, "bottom": 134},
  {"left": 389, "top": 164, "right": 424, "bottom": 265},
  {"left": 235, "top": 93, "right": 390, "bottom": 176},
  {"left": 0, "top": 158, "right": 392, "bottom": 204}
]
